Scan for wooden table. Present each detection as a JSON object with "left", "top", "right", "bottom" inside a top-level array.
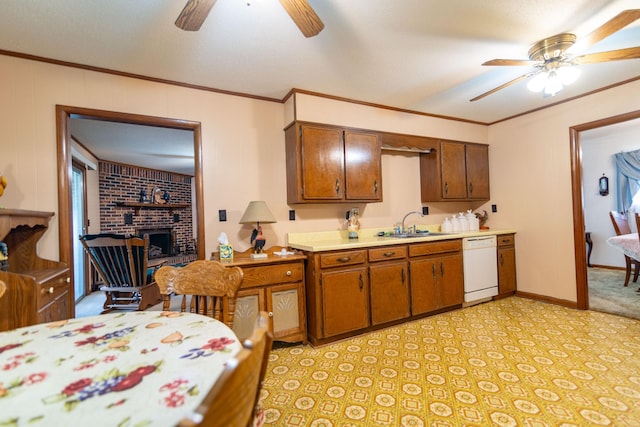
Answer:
[
  {"left": 0, "top": 311, "right": 240, "bottom": 426},
  {"left": 607, "top": 233, "right": 640, "bottom": 261}
]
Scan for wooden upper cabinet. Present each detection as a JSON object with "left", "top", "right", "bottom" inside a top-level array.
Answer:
[
  {"left": 420, "top": 140, "right": 490, "bottom": 201},
  {"left": 285, "top": 122, "right": 382, "bottom": 204}
]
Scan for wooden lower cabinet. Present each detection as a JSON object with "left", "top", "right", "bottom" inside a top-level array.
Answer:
[
  {"left": 221, "top": 250, "right": 307, "bottom": 344},
  {"left": 410, "top": 253, "right": 463, "bottom": 314},
  {"left": 369, "top": 245, "right": 409, "bottom": 325},
  {"left": 497, "top": 234, "right": 517, "bottom": 296},
  {"left": 320, "top": 267, "right": 369, "bottom": 337}
]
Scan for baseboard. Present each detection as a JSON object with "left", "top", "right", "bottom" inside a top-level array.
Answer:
[{"left": 515, "top": 290, "right": 578, "bottom": 309}]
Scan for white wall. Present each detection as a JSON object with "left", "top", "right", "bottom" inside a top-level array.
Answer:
[
  {"left": 582, "top": 119, "right": 640, "bottom": 268},
  {"left": 488, "top": 79, "right": 640, "bottom": 302}
]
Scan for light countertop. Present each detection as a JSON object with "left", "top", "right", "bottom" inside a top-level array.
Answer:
[{"left": 287, "top": 227, "right": 517, "bottom": 252}]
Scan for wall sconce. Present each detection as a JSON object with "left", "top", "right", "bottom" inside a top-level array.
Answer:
[{"left": 599, "top": 174, "right": 609, "bottom": 196}]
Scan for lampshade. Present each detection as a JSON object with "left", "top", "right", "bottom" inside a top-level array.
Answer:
[
  {"left": 239, "top": 201, "right": 276, "bottom": 224},
  {"left": 527, "top": 65, "right": 581, "bottom": 97}
]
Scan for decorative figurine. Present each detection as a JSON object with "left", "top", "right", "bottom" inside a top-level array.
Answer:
[
  {"left": 251, "top": 225, "right": 266, "bottom": 254},
  {"left": 163, "top": 190, "right": 171, "bottom": 203},
  {"left": 139, "top": 189, "right": 147, "bottom": 203},
  {"left": 0, "top": 175, "right": 7, "bottom": 207}
]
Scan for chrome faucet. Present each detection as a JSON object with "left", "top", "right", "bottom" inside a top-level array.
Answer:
[{"left": 401, "top": 210, "right": 424, "bottom": 234}]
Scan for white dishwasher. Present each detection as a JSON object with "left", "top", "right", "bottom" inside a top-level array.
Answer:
[{"left": 462, "top": 235, "right": 498, "bottom": 303}]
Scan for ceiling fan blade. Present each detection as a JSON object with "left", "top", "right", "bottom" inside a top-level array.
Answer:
[
  {"left": 175, "top": 0, "right": 218, "bottom": 31},
  {"left": 482, "top": 59, "right": 539, "bottom": 66},
  {"left": 470, "top": 72, "right": 536, "bottom": 102},
  {"left": 572, "top": 46, "right": 640, "bottom": 64},
  {"left": 575, "top": 9, "right": 640, "bottom": 51},
  {"left": 279, "top": 0, "right": 324, "bottom": 38}
]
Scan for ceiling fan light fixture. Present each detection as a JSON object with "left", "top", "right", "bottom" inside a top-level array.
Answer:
[
  {"left": 543, "top": 70, "right": 563, "bottom": 96},
  {"left": 557, "top": 65, "right": 581, "bottom": 85},
  {"left": 526, "top": 72, "right": 548, "bottom": 93}
]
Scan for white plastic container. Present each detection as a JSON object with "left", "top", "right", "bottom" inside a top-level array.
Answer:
[
  {"left": 466, "top": 210, "right": 479, "bottom": 231},
  {"left": 458, "top": 212, "right": 469, "bottom": 232},
  {"left": 442, "top": 217, "right": 452, "bottom": 233}
]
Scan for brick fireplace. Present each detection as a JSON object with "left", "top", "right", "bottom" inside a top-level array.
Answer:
[{"left": 98, "top": 162, "right": 195, "bottom": 257}]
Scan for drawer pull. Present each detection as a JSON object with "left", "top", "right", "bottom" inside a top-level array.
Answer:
[
  {"left": 337, "top": 257, "right": 351, "bottom": 263},
  {"left": 65, "top": 277, "right": 71, "bottom": 283},
  {"left": 383, "top": 252, "right": 396, "bottom": 257},
  {"left": 48, "top": 287, "right": 55, "bottom": 294},
  {"left": 286, "top": 270, "right": 292, "bottom": 276},
  {"left": 268, "top": 312, "right": 274, "bottom": 318}
]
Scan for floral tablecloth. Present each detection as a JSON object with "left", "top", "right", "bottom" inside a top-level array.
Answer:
[
  {"left": 0, "top": 311, "right": 241, "bottom": 426},
  {"left": 607, "top": 233, "right": 640, "bottom": 260}
]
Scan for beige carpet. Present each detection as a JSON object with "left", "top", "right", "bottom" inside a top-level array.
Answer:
[
  {"left": 588, "top": 267, "right": 640, "bottom": 320},
  {"left": 259, "top": 297, "right": 640, "bottom": 426}
]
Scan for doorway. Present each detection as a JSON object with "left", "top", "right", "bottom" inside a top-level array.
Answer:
[
  {"left": 570, "top": 109, "right": 640, "bottom": 311},
  {"left": 71, "top": 160, "right": 88, "bottom": 302},
  {"left": 56, "top": 105, "right": 205, "bottom": 317}
]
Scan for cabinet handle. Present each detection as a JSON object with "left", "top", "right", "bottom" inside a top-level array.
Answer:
[
  {"left": 500, "top": 253, "right": 504, "bottom": 266},
  {"left": 383, "top": 251, "right": 395, "bottom": 257},
  {"left": 335, "top": 179, "right": 340, "bottom": 195},
  {"left": 444, "top": 182, "right": 448, "bottom": 195},
  {"left": 268, "top": 312, "right": 274, "bottom": 318},
  {"left": 401, "top": 268, "right": 406, "bottom": 284},
  {"left": 337, "top": 257, "right": 351, "bottom": 263},
  {"left": 374, "top": 180, "right": 378, "bottom": 194},
  {"left": 469, "top": 182, "right": 473, "bottom": 194},
  {"left": 286, "top": 270, "right": 292, "bottom": 276},
  {"left": 440, "top": 262, "right": 445, "bottom": 277},
  {"left": 432, "top": 263, "right": 437, "bottom": 280},
  {"left": 359, "top": 274, "right": 363, "bottom": 291}
]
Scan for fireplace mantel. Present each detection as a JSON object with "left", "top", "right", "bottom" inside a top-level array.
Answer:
[{"left": 116, "top": 201, "right": 189, "bottom": 215}]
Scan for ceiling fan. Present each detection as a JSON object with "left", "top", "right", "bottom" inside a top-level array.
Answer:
[
  {"left": 175, "top": 0, "right": 324, "bottom": 37},
  {"left": 470, "top": 9, "right": 640, "bottom": 102}
]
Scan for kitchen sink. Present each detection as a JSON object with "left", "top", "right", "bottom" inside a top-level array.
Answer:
[{"left": 377, "top": 231, "right": 451, "bottom": 238}]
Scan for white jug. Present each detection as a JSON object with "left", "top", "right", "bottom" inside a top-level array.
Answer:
[
  {"left": 458, "top": 212, "right": 469, "bottom": 232},
  {"left": 466, "top": 210, "right": 479, "bottom": 231},
  {"left": 442, "top": 217, "right": 452, "bottom": 233}
]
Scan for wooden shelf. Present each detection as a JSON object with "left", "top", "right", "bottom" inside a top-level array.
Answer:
[{"left": 116, "top": 202, "right": 190, "bottom": 209}]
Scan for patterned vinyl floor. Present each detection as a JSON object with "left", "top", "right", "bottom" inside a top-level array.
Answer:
[{"left": 258, "top": 297, "right": 640, "bottom": 427}]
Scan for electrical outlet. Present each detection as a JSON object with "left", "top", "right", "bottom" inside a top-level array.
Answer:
[
  {"left": 173, "top": 213, "right": 180, "bottom": 223},
  {"left": 422, "top": 206, "right": 429, "bottom": 215},
  {"left": 491, "top": 204, "right": 497, "bottom": 213},
  {"left": 124, "top": 213, "right": 133, "bottom": 225},
  {"left": 218, "top": 209, "right": 227, "bottom": 222},
  {"left": 289, "top": 210, "right": 296, "bottom": 221}
]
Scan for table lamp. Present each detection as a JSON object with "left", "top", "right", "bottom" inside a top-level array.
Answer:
[{"left": 239, "top": 201, "right": 277, "bottom": 259}]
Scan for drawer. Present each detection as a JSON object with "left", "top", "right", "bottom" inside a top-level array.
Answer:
[
  {"left": 319, "top": 250, "right": 366, "bottom": 268},
  {"left": 409, "top": 239, "right": 461, "bottom": 257},
  {"left": 369, "top": 245, "right": 407, "bottom": 262},
  {"left": 240, "top": 262, "right": 304, "bottom": 288},
  {"left": 497, "top": 234, "right": 515, "bottom": 247},
  {"left": 38, "top": 272, "right": 70, "bottom": 308}
]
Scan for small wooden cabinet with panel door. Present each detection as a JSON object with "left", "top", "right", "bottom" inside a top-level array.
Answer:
[
  {"left": 0, "top": 209, "right": 71, "bottom": 332},
  {"left": 496, "top": 234, "right": 517, "bottom": 297},
  {"left": 213, "top": 247, "right": 307, "bottom": 344}
]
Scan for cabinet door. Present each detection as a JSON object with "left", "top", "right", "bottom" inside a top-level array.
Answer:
[
  {"left": 344, "top": 131, "right": 382, "bottom": 201},
  {"left": 369, "top": 262, "right": 409, "bottom": 325},
  {"left": 440, "top": 141, "right": 467, "bottom": 199},
  {"left": 38, "top": 289, "right": 69, "bottom": 324},
  {"left": 321, "top": 267, "right": 369, "bottom": 338},
  {"left": 498, "top": 246, "right": 517, "bottom": 294},
  {"left": 301, "top": 125, "right": 345, "bottom": 200},
  {"left": 465, "top": 144, "right": 490, "bottom": 200},
  {"left": 409, "top": 259, "right": 440, "bottom": 315},
  {"left": 267, "top": 282, "right": 305, "bottom": 341},
  {"left": 438, "top": 253, "right": 464, "bottom": 308},
  {"left": 234, "top": 288, "right": 265, "bottom": 341}
]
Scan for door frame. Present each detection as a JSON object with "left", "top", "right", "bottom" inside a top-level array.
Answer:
[
  {"left": 56, "top": 105, "right": 205, "bottom": 316},
  {"left": 570, "top": 109, "right": 640, "bottom": 310}
]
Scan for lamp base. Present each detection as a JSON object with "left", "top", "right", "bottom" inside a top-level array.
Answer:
[{"left": 250, "top": 253, "right": 268, "bottom": 259}]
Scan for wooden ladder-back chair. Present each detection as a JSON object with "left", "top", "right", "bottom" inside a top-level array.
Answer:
[
  {"left": 80, "top": 233, "right": 162, "bottom": 311},
  {"left": 178, "top": 312, "right": 273, "bottom": 427},
  {"left": 154, "top": 260, "right": 244, "bottom": 329},
  {"left": 609, "top": 211, "right": 640, "bottom": 286}
]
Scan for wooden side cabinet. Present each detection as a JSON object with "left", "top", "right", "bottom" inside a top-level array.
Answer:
[
  {"left": 368, "top": 245, "right": 409, "bottom": 325},
  {"left": 420, "top": 140, "right": 490, "bottom": 201},
  {"left": 285, "top": 121, "right": 382, "bottom": 203},
  {"left": 497, "top": 234, "right": 517, "bottom": 296},
  {"left": 214, "top": 248, "right": 307, "bottom": 344},
  {"left": 0, "top": 209, "right": 71, "bottom": 332}
]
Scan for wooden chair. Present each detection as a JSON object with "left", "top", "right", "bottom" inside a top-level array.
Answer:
[
  {"left": 609, "top": 211, "right": 640, "bottom": 286},
  {"left": 178, "top": 312, "right": 273, "bottom": 427},
  {"left": 0, "top": 280, "right": 6, "bottom": 300},
  {"left": 79, "top": 233, "right": 162, "bottom": 311},
  {"left": 154, "top": 260, "right": 243, "bottom": 329}
]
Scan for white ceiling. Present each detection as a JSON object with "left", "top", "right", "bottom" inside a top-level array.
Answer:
[{"left": 2, "top": 0, "right": 640, "bottom": 171}]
